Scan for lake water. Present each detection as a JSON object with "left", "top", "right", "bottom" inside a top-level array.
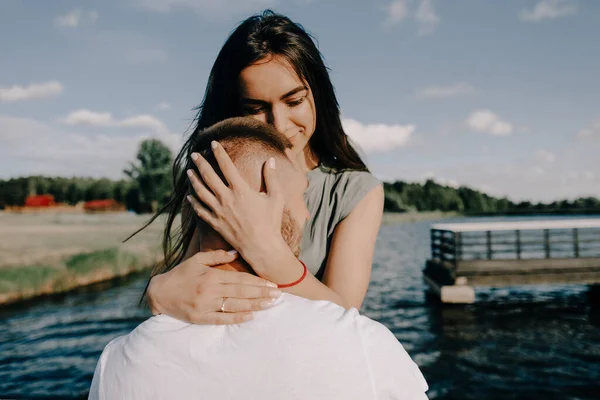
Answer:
[{"left": 1, "top": 216, "right": 599, "bottom": 399}]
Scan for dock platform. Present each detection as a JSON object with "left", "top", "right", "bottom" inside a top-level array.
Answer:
[{"left": 423, "top": 219, "right": 600, "bottom": 303}]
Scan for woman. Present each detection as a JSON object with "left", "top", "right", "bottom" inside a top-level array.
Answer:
[{"left": 144, "top": 10, "right": 384, "bottom": 324}]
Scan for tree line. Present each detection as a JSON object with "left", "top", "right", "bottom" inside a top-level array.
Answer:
[
  {"left": 0, "top": 138, "right": 598, "bottom": 215},
  {"left": 0, "top": 139, "right": 173, "bottom": 214},
  {"left": 383, "top": 180, "right": 600, "bottom": 215}
]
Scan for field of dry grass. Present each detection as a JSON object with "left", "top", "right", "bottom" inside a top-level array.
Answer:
[{"left": 0, "top": 211, "right": 164, "bottom": 304}]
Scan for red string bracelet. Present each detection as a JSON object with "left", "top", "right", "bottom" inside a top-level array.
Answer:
[{"left": 276, "top": 259, "right": 308, "bottom": 289}]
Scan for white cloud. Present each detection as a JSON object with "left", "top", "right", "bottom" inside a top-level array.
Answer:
[
  {"left": 414, "top": 0, "right": 440, "bottom": 36},
  {"left": 385, "top": 0, "right": 410, "bottom": 25},
  {"left": 466, "top": 109, "right": 513, "bottom": 136},
  {"left": 134, "top": 0, "right": 276, "bottom": 18},
  {"left": 54, "top": 9, "right": 98, "bottom": 28},
  {"left": 535, "top": 149, "right": 555, "bottom": 163},
  {"left": 0, "top": 115, "right": 181, "bottom": 179},
  {"left": 342, "top": 118, "right": 414, "bottom": 153},
  {"left": 582, "top": 170, "right": 595, "bottom": 181},
  {"left": 519, "top": 0, "right": 577, "bottom": 22},
  {"left": 415, "top": 82, "right": 475, "bottom": 99},
  {"left": 89, "top": 11, "right": 99, "bottom": 24},
  {"left": 384, "top": 0, "right": 440, "bottom": 36},
  {"left": 532, "top": 166, "right": 545, "bottom": 176},
  {"left": 578, "top": 120, "right": 600, "bottom": 138},
  {"left": 0, "top": 81, "right": 63, "bottom": 103},
  {"left": 61, "top": 109, "right": 169, "bottom": 135},
  {"left": 155, "top": 101, "right": 171, "bottom": 111}
]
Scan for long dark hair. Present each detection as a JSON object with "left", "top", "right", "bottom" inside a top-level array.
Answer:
[{"left": 134, "top": 10, "right": 369, "bottom": 289}]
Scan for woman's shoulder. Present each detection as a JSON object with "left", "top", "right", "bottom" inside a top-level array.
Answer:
[
  {"left": 309, "top": 163, "right": 380, "bottom": 191},
  {"left": 307, "top": 163, "right": 381, "bottom": 220}
]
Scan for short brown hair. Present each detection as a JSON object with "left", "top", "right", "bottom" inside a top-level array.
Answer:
[{"left": 189, "top": 117, "right": 292, "bottom": 185}]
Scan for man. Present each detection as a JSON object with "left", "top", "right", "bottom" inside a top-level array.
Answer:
[{"left": 89, "top": 117, "right": 428, "bottom": 399}]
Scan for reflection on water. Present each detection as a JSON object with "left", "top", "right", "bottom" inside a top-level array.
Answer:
[{"left": 1, "top": 217, "right": 599, "bottom": 399}]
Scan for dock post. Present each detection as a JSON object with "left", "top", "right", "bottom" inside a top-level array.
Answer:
[{"left": 423, "top": 274, "right": 475, "bottom": 304}]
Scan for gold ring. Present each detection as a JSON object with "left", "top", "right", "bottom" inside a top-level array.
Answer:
[{"left": 220, "top": 297, "right": 227, "bottom": 313}]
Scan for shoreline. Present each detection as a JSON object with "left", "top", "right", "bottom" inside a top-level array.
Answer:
[
  {"left": 0, "top": 211, "right": 457, "bottom": 306},
  {"left": 0, "top": 248, "right": 160, "bottom": 306}
]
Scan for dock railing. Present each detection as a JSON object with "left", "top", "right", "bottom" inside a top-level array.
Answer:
[
  {"left": 431, "top": 220, "right": 600, "bottom": 265},
  {"left": 425, "top": 219, "right": 600, "bottom": 303}
]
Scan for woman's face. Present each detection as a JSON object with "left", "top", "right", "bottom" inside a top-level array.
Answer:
[{"left": 239, "top": 56, "right": 317, "bottom": 156}]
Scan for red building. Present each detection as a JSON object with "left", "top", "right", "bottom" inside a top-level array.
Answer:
[
  {"left": 24, "top": 194, "right": 56, "bottom": 207},
  {"left": 83, "top": 199, "right": 125, "bottom": 212}
]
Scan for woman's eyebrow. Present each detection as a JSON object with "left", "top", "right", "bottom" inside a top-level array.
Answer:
[{"left": 280, "top": 85, "right": 307, "bottom": 100}]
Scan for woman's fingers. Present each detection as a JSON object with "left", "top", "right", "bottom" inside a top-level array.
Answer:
[
  {"left": 189, "top": 249, "right": 239, "bottom": 267},
  {"left": 219, "top": 283, "right": 281, "bottom": 300},
  {"left": 187, "top": 169, "right": 219, "bottom": 211},
  {"left": 220, "top": 297, "right": 278, "bottom": 313},
  {"left": 186, "top": 195, "right": 218, "bottom": 227},
  {"left": 215, "top": 268, "right": 277, "bottom": 287},
  {"left": 211, "top": 141, "right": 247, "bottom": 190},
  {"left": 190, "top": 152, "right": 229, "bottom": 198},
  {"left": 263, "top": 157, "right": 283, "bottom": 201}
]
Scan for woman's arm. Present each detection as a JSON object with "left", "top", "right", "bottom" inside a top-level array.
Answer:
[
  {"left": 322, "top": 184, "right": 384, "bottom": 309},
  {"left": 244, "top": 185, "right": 383, "bottom": 310}
]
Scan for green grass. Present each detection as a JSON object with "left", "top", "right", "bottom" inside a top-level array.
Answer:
[
  {"left": 0, "top": 265, "right": 60, "bottom": 294},
  {"left": 65, "top": 248, "right": 140, "bottom": 276}
]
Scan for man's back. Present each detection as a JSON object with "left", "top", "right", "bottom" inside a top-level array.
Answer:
[{"left": 90, "top": 294, "right": 428, "bottom": 400}]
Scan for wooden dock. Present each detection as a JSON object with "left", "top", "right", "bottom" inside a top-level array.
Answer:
[{"left": 423, "top": 219, "right": 600, "bottom": 303}]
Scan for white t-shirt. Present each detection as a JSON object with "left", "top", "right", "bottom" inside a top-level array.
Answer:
[{"left": 89, "top": 294, "right": 428, "bottom": 400}]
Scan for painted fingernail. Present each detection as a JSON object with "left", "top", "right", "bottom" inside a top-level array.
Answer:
[
  {"left": 242, "top": 313, "right": 253, "bottom": 322},
  {"left": 186, "top": 169, "right": 193, "bottom": 177},
  {"left": 260, "top": 300, "right": 275, "bottom": 308},
  {"left": 265, "top": 281, "right": 278, "bottom": 288},
  {"left": 268, "top": 157, "right": 276, "bottom": 169},
  {"left": 227, "top": 249, "right": 238, "bottom": 256},
  {"left": 211, "top": 141, "right": 218, "bottom": 150},
  {"left": 191, "top": 153, "right": 199, "bottom": 161},
  {"left": 268, "top": 289, "right": 282, "bottom": 298}
]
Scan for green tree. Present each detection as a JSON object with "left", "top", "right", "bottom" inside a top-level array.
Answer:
[{"left": 124, "top": 139, "right": 173, "bottom": 213}]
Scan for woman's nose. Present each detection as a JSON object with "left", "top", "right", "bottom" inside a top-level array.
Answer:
[{"left": 269, "top": 106, "right": 291, "bottom": 134}]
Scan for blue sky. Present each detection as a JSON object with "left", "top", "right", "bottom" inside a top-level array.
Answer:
[{"left": 1, "top": 0, "right": 598, "bottom": 202}]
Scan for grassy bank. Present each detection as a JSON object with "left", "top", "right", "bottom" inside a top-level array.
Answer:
[
  {"left": 0, "top": 212, "right": 163, "bottom": 305},
  {"left": 0, "top": 210, "right": 457, "bottom": 305}
]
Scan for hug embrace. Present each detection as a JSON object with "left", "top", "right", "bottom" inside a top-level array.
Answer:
[{"left": 90, "top": 10, "right": 428, "bottom": 400}]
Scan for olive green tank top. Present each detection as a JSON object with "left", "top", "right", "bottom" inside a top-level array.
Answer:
[{"left": 299, "top": 164, "right": 381, "bottom": 280}]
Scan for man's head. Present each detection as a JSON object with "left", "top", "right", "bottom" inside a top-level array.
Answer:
[{"left": 188, "top": 117, "right": 309, "bottom": 261}]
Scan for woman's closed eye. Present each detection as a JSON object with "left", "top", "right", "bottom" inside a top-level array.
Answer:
[
  {"left": 244, "top": 106, "right": 267, "bottom": 115},
  {"left": 286, "top": 97, "right": 305, "bottom": 108}
]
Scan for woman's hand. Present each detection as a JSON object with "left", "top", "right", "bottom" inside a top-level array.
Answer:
[
  {"left": 147, "top": 250, "right": 282, "bottom": 325},
  {"left": 185, "top": 141, "right": 286, "bottom": 264}
]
